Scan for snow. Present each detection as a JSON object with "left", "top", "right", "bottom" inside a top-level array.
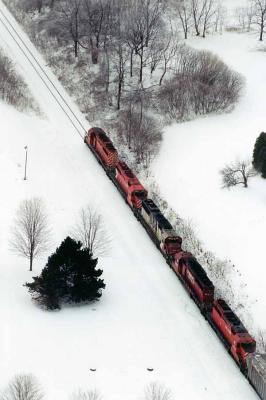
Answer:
[
  {"left": 152, "top": 31, "right": 266, "bottom": 332},
  {"left": 0, "top": 1, "right": 260, "bottom": 399}
]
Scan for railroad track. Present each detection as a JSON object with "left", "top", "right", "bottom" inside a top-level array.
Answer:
[{"left": 0, "top": 4, "right": 86, "bottom": 140}]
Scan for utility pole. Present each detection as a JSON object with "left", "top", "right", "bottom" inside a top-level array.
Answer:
[{"left": 24, "top": 146, "right": 28, "bottom": 180}]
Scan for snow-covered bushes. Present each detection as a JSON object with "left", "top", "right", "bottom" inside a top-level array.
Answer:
[
  {"left": 0, "top": 49, "right": 39, "bottom": 113},
  {"left": 158, "top": 47, "right": 244, "bottom": 122}
]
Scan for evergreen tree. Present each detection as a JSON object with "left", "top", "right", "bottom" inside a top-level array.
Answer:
[
  {"left": 253, "top": 132, "right": 266, "bottom": 177},
  {"left": 25, "top": 237, "right": 105, "bottom": 310}
]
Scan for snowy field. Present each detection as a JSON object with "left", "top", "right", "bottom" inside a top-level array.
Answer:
[
  {"left": 0, "top": 0, "right": 262, "bottom": 399},
  {"left": 152, "top": 30, "right": 266, "bottom": 332}
]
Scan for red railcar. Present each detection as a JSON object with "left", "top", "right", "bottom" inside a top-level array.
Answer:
[
  {"left": 172, "top": 252, "right": 214, "bottom": 312},
  {"left": 210, "top": 299, "right": 256, "bottom": 370},
  {"left": 84, "top": 127, "right": 118, "bottom": 168},
  {"left": 115, "top": 161, "right": 147, "bottom": 208}
]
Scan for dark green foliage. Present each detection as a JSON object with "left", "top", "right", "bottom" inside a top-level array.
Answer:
[
  {"left": 25, "top": 237, "right": 105, "bottom": 310},
  {"left": 253, "top": 132, "right": 266, "bottom": 178}
]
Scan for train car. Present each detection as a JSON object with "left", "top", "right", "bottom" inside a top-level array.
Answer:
[
  {"left": 210, "top": 299, "right": 256, "bottom": 370},
  {"left": 140, "top": 199, "right": 182, "bottom": 256},
  {"left": 115, "top": 161, "right": 147, "bottom": 209},
  {"left": 84, "top": 127, "right": 118, "bottom": 169},
  {"left": 247, "top": 353, "right": 266, "bottom": 400},
  {"left": 172, "top": 252, "right": 214, "bottom": 312}
]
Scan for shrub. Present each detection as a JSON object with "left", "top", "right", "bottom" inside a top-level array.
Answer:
[{"left": 159, "top": 46, "right": 244, "bottom": 121}]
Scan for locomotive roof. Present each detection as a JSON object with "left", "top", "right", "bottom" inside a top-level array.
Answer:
[
  {"left": 142, "top": 199, "right": 173, "bottom": 230},
  {"left": 98, "top": 132, "right": 111, "bottom": 142},
  {"left": 142, "top": 199, "right": 160, "bottom": 214},
  {"left": 105, "top": 142, "right": 116, "bottom": 151},
  {"left": 216, "top": 299, "right": 248, "bottom": 333},
  {"left": 154, "top": 213, "right": 173, "bottom": 230},
  {"left": 187, "top": 257, "right": 214, "bottom": 290},
  {"left": 117, "top": 161, "right": 136, "bottom": 179}
]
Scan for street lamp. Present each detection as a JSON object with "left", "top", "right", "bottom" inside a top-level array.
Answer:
[{"left": 24, "top": 145, "right": 28, "bottom": 180}]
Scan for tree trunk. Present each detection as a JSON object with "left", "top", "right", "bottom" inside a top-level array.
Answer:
[
  {"left": 74, "top": 40, "right": 78, "bottom": 57},
  {"left": 130, "top": 48, "right": 133, "bottom": 77},
  {"left": 104, "top": 48, "right": 110, "bottom": 93},
  {"left": 259, "top": 23, "right": 263, "bottom": 41},
  {"left": 139, "top": 48, "right": 144, "bottom": 83},
  {"left": 159, "top": 58, "right": 167, "bottom": 85},
  {"left": 117, "top": 80, "right": 122, "bottom": 110},
  {"left": 30, "top": 254, "right": 33, "bottom": 272}
]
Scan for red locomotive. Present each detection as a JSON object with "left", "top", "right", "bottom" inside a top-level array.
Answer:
[
  {"left": 84, "top": 127, "right": 118, "bottom": 168},
  {"left": 115, "top": 161, "right": 147, "bottom": 208},
  {"left": 210, "top": 299, "right": 256, "bottom": 370},
  {"left": 172, "top": 252, "right": 214, "bottom": 312}
]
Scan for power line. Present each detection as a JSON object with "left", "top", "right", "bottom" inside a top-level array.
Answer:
[{"left": 0, "top": 5, "right": 88, "bottom": 140}]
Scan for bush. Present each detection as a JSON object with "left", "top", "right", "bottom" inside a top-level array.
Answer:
[
  {"left": 159, "top": 46, "right": 244, "bottom": 121},
  {"left": 0, "top": 49, "right": 39, "bottom": 113},
  {"left": 25, "top": 237, "right": 105, "bottom": 310}
]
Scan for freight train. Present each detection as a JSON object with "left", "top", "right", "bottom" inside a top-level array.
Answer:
[{"left": 84, "top": 127, "right": 266, "bottom": 400}]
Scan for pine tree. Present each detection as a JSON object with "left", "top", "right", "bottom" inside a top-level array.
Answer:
[
  {"left": 25, "top": 237, "right": 105, "bottom": 310},
  {"left": 253, "top": 132, "right": 266, "bottom": 176}
]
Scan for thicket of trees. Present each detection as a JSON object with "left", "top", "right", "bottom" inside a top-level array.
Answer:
[
  {"left": 0, "top": 49, "right": 39, "bottom": 112},
  {"left": 4, "top": 0, "right": 243, "bottom": 170},
  {"left": 234, "top": 0, "right": 266, "bottom": 40},
  {"left": 25, "top": 236, "right": 105, "bottom": 310},
  {"left": 253, "top": 131, "right": 266, "bottom": 177},
  {"left": 174, "top": 0, "right": 227, "bottom": 39}
]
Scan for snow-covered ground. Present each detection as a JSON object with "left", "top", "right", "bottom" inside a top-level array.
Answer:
[
  {"left": 0, "top": 1, "right": 260, "bottom": 399},
  {"left": 152, "top": 30, "right": 266, "bottom": 332}
]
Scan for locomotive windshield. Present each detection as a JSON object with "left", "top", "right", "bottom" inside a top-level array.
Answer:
[
  {"left": 134, "top": 190, "right": 147, "bottom": 199},
  {"left": 241, "top": 342, "right": 256, "bottom": 353},
  {"left": 166, "top": 237, "right": 181, "bottom": 243}
]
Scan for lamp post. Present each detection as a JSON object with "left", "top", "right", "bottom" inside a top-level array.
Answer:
[{"left": 24, "top": 145, "right": 28, "bottom": 180}]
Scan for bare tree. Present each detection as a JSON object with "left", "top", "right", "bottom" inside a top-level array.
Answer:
[
  {"left": 1, "top": 374, "right": 43, "bottom": 400},
  {"left": 250, "top": 0, "right": 266, "bottom": 40},
  {"left": 220, "top": 159, "right": 257, "bottom": 188},
  {"left": 113, "top": 41, "right": 129, "bottom": 110},
  {"left": 144, "top": 382, "right": 172, "bottom": 400},
  {"left": 191, "top": 0, "right": 205, "bottom": 36},
  {"left": 201, "top": 0, "right": 217, "bottom": 38},
  {"left": 56, "top": 0, "right": 83, "bottom": 57},
  {"left": 176, "top": 0, "right": 192, "bottom": 39},
  {"left": 159, "top": 35, "right": 179, "bottom": 85},
  {"left": 72, "top": 205, "right": 110, "bottom": 257},
  {"left": 70, "top": 389, "right": 101, "bottom": 400},
  {"left": 213, "top": 2, "right": 226, "bottom": 33},
  {"left": 123, "top": 0, "right": 164, "bottom": 82},
  {"left": 10, "top": 198, "right": 51, "bottom": 271}
]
